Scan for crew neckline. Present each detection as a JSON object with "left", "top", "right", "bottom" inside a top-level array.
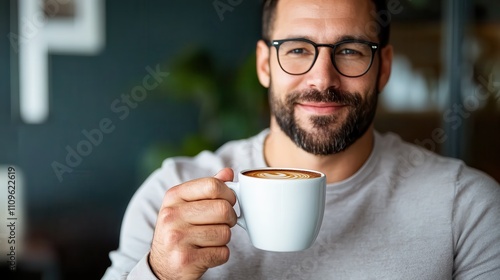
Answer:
[
  {"left": 252, "top": 129, "right": 381, "bottom": 193},
  {"left": 324, "top": 132, "right": 381, "bottom": 193}
]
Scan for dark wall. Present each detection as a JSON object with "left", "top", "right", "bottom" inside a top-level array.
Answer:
[{"left": 0, "top": 0, "right": 261, "bottom": 278}]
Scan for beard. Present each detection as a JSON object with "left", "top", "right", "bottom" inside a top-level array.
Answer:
[{"left": 269, "top": 84, "right": 379, "bottom": 156}]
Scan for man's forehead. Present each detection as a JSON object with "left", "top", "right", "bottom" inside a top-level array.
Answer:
[
  {"left": 273, "top": 0, "right": 375, "bottom": 41},
  {"left": 276, "top": 0, "right": 373, "bottom": 20}
]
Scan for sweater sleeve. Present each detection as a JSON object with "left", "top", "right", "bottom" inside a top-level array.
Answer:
[
  {"left": 452, "top": 165, "right": 500, "bottom": 279},
  {"left": 102, "top": 252, "right": 158, "bottom": 280},
  {"left": 101, "top": 168, "right": 168, "bottom": 280}
]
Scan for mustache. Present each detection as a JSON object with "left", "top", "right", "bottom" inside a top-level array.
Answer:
[{"left": 286, "top": 87, "right": 361, "bottom": 106}]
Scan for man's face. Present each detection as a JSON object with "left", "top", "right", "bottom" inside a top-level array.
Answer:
[{"left": 262, "top": 0, "right": 388, "bottom": 155}]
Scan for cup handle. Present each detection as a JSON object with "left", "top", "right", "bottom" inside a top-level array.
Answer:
[{"left": 225, "top": 182, "right": 246, "bottom": 230}]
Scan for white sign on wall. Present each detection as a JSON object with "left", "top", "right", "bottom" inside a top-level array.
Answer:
[{"left": 10, "top": 0, "right": 106, "bottom": 124}]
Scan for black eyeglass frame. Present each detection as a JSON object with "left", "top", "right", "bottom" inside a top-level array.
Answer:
[{"left": 267, "top": 38, "right": 380, "bottom": 78}]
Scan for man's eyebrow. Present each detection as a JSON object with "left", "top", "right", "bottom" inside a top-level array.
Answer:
[
  {"left": 337, "top": 35, "right": 374, "bottom": 42},
  {"left": 279, "top": 34, "right": 375, "bottom": 43}
]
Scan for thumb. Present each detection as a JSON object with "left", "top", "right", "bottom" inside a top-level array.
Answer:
[{"left": 214, "top": 167, "right": 234, "bottom": 182}]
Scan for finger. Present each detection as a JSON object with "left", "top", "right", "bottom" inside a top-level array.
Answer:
[
  {"left": 213, "top": 168, "right": 234, "bottom": 182},
  {"left": 192, "top": 246, "right": 231, "bottom": 270},
  {"left": 187, "top": 225, "right": 232, "bottom": 248},
  {"left": 164, "top": 176, "right": 236, "bottom": 206},
  {"left": 149, "top": 244, "right": 229, "bottom": 280},
  {"left": 155, "top": 224, "right": 231, "bottom": 249},
  {"left": 178, "top": 199, "right": 237, "bottom": 226}
]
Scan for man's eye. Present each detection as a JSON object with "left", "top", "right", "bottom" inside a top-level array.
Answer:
[
  {"left": 289, "top": 48, "right": 307, "bottom": 54},
  {"left": 338, "top": 49, "right": 360, "bottom": 55}
]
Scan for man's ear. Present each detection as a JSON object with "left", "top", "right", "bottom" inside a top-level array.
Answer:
[
  {"left": 256, "top": 40, "right": 271, "bottom": 88},
  {"left": 377, "top": 44, "right": 393, "bottom": 92}
]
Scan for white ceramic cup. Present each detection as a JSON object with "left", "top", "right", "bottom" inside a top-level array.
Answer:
[{"left": 226, "top": 168, "right": 326, "bottom": 252}]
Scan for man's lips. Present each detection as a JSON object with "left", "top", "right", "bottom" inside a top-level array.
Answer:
[{"left": 295, "top": 102, "right": 347, "bottom": 115}]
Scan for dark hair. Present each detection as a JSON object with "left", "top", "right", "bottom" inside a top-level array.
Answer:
[{"left": 262, "top": 0, "right": 390, "bottom": 46}]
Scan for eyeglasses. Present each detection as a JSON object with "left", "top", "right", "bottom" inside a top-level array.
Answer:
[{"left": 268, "top": 38, "right": 379, "bottom": 78}]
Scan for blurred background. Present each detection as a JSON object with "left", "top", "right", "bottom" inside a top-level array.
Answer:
[{"left": 0, "top": 0, "right": 499, "bottom": 279}]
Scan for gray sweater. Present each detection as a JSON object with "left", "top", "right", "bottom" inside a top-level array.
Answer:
[{"left": 102, "top": 130, "right": 500, "bottom": 279}]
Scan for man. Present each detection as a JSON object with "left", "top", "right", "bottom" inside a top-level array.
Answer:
[{"left": 103, "top": 0, "right": 500, "bottom": 279}]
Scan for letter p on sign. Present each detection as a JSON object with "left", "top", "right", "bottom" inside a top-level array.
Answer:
[{"left": 15, "top": 0, "right": 105, "bottom": 124}]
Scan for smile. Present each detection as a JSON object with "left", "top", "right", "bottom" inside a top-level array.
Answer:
[{"left": 295, "top": 102, "right": 347, "bottom": 115}]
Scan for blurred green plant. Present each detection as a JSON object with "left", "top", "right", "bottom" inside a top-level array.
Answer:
[{"left": 139, "top": 47, "right": 269, "bottom": 177}]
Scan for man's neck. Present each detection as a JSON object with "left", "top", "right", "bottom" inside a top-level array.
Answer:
[{"left": 264, "top": 118, "right": 375, "bottom": 184}]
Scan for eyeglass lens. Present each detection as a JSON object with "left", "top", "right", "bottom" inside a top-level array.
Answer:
[{"left": 277, "top": 40, "right": 374, "bottom": 77}]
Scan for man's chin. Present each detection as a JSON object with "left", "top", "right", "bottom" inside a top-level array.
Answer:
[{"left": 300, "top": 116, "right": 344, "bottom": 132}]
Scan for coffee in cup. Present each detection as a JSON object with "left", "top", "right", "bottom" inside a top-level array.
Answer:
[{"left": 243, "top": 169, "right": 321, "bottom": 179}]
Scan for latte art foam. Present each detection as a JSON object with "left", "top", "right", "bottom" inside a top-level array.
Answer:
[{"left": 243, "top": 169, "right": 321, "bottom": 179}]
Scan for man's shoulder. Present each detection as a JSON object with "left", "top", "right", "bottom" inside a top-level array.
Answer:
[
  {"left": 376, "top": 131, "right": 499, "bottom": 191},
  {"left": 377, "top": 131, "right": 463, "bottom": 169},
  {"left": 154, "top": 130, "right": 268, "bottom": 184}
]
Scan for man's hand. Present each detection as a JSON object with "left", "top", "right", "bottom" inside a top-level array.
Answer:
[{"left": 149, "top": 168, "right": 237, "bottom": 280}]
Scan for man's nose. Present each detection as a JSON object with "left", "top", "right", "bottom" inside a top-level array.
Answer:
[{"left": 305, "top": 48, "right": 342, "bottom": 91}]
